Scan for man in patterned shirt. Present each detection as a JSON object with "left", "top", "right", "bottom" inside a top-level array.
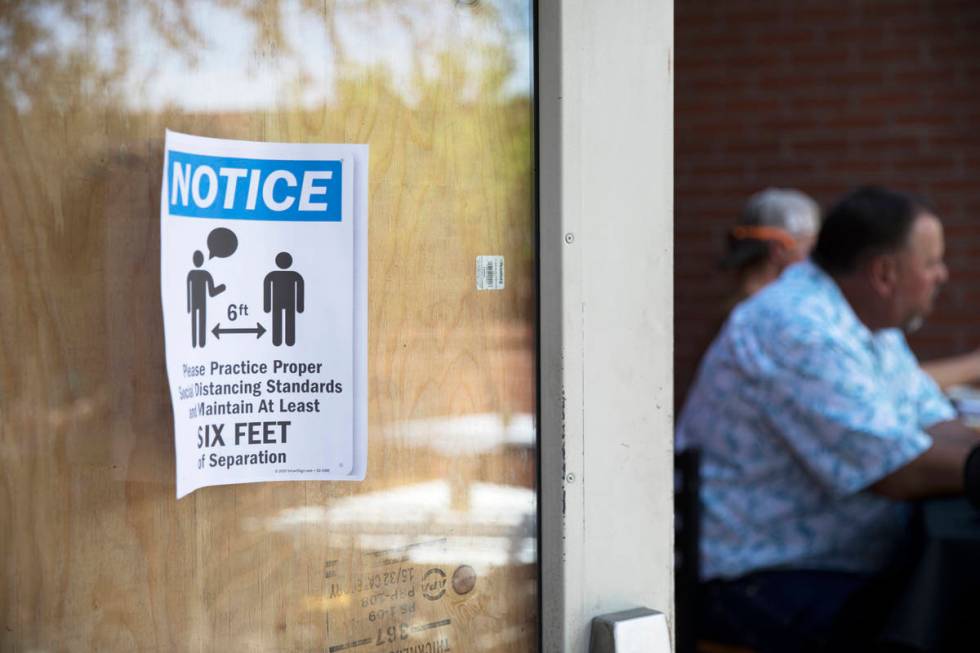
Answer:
[{"left": 676, "top": 186, "right": 980, "bottom": 652}]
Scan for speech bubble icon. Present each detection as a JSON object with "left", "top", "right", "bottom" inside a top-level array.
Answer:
[{"left": 207, "top": 227, "right": 238, "bottom": 260}]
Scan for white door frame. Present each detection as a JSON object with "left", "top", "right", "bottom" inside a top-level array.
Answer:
[{"left": 538, "top": 1, "right": 675, "bottom": 650}]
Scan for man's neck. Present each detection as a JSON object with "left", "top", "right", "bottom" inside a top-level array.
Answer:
[
  {"left": 738, "top": 263, "right": 781, "bottom": 298},
  {"left": 830, "top": 272, "right": 891, "bottom": 332}
]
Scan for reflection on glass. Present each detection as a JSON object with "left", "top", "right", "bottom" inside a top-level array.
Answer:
[{"left": 1, "top": 1, "right": 535, "bottom": 651}]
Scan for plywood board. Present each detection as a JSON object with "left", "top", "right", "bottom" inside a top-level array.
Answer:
[{"left": 0, "top": 2, "right": 536, "bottom": 650}]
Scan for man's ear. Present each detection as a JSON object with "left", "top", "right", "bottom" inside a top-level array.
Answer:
[
  {"left": 867, "top": 254, "right": 898, "bottom": 297},
  {"left": 770, "top": 241, "right": 794, "bottom": 268}
]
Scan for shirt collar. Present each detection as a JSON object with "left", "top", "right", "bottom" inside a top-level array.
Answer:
[{"left": 797, "top": 259, "right": 877, "bottom": 348}]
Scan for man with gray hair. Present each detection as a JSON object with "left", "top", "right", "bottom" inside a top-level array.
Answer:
[
  {"left": 679, "top": 186, "right": 980, "bottom": 651},
  {"left": 720, "top": 187, "right": 821, "bottom": 312},
  {"left": 718, "top": 187, "right": 980, "bottom": 390}
]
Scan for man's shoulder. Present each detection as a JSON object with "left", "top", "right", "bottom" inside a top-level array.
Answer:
[
  {"left": 730, "top": 263, "right": 840, "bottom": 343},
  {"left": 875, "top": 328, "right": 911, "bottom": 351}
]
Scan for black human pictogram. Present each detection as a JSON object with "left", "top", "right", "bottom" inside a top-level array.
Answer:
[
  {"left": 263, "top": 252, "right": 304, "bottom": 347},
  {"left": 187, "top": 250, "right": 226, "bottom": 348}
]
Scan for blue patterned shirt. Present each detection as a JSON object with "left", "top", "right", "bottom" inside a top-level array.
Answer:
[{"left": 677, "top": 260, "right": 955, "bottom": 580}]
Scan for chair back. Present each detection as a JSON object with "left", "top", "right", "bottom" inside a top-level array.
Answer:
[{"left": 674, "top": 448, "right": 701, "bottom": 653}]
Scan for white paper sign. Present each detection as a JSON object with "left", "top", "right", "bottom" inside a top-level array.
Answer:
[{"left": 160, "top": 131, "right": 368, "bottom": 498}]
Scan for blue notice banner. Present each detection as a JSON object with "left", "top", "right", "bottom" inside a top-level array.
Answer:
[{"left": 167, "top": 150, "right": 343, "bottom": 222}]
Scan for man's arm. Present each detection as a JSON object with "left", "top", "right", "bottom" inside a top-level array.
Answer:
[
  {"left": 921, "top": 350, "right": 980, "bottom": 390},
  {"left": 869, "top": 420, "right": 980, "bottom": 500}
]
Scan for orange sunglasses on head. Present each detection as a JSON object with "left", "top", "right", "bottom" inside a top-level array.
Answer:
[{"left": 730, "top": 225, "right": 798, "bottom": 249}]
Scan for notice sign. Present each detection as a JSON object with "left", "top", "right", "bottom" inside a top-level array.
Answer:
[{"left": 161, "top": 131, "right": 368, "bottom": 498}]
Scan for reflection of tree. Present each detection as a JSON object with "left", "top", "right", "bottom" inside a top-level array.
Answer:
[
  {"left": 0, "top": 0, "right": 533, "bottom": 408},
  {"left": 1, "top": 5, "right": 537, "bottom": 648},
  {"left": 1, "top": 1, "right": 529, "bottom": 112},
  {"left": 0, "top": 2, "right": 201, "bottom": 112}
]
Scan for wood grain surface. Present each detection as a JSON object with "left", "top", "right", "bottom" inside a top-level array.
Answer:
[{"left": 0, "top": 2, "right": 536, "bottom": 650}]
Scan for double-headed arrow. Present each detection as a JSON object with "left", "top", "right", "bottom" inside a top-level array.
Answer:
[{"left": 211, "top": 322, "right": 266, "bottom": 340}]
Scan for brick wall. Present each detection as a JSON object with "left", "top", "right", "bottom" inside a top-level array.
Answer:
[{"left": 675, "top": 0, "right": 980, "bottom": 407}]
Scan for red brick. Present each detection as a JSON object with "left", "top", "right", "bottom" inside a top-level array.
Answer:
[
  {"left": 792, "top": 5, "right": 848, "bottom": 22},
  {"left": 681, "top": 31, "right": 751, "bottom": 50},
  {"left": 758, "top": 28, "right": 819, "bottom": 48},
  {"left": 682, "top": 160, "right": 750, "bottom": 176},
  {"left": 855, "top": 90, "right": 924, "bottom": 111},
  {"left": 719, "top": 4, "right": 784, "bottom": 24},
  {"left": 891, "top": 68, "right": 959, "bottom": 85},
  {"left": 674, "top": 0, "right": 980, "bottom": 396},
  {"left": 929, "top": 178, "right": 980, "bottom": 193},
  {"left": 824, "top": 69, "right": 889, "bottom": 86},
  {"left": 857, "top": 44, "right": 922, "bottom": 66},
  {"left": 721, "top": 97, "right": 786, "bottom": 114},
  {"left": 823, "top": 26, "right": 886, "bottom": 43},
  {"left": 892, "top": 155, "right": 960, "bottom": 171},
  {"left": 789, "top": 49, "right": 854, "bottom": 67},
  {"left": 756, "top": 159, "right": 820, "bottom": 175},
  {"left": 725, "top": 52, "right": 790, "bottom": 69},
  {"left": 927, "top": 41, "right": 980, "bottom": 62},
  {"left": 784, "top": 134, "right": 852, "bottom": 153},
  {"left": 853, "top": 133, "right": 924, "bottom": 152}
]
